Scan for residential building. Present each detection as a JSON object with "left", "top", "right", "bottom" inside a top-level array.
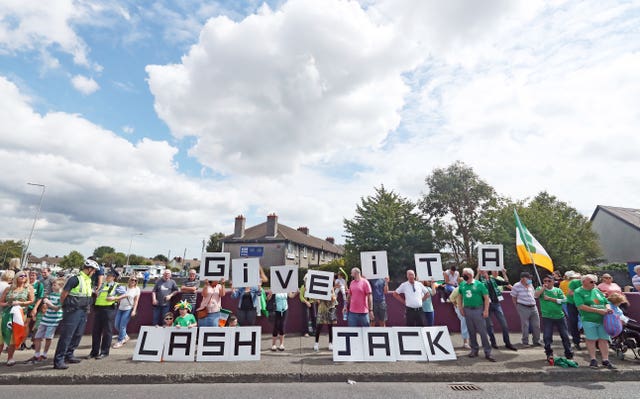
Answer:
[
  {"left": 222, "top": 214, "right": 343, "bottom": 268},
  {"left": 590, "top": 205, "right": 640, "bottom": 263}
]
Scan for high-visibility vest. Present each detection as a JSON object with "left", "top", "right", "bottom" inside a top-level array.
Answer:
[
  {"left": 94, "top": 282, "right": 118, "bottom": 306},
  {"left": 69, "top": 271, "right": 92, "bottom": 298}
]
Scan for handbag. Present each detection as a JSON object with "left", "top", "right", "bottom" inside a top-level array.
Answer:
[{"left": 196, "top": 292, "right": 215, "bottom": 319}]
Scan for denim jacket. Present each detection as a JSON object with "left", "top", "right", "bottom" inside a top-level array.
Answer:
[{"left": 232, "top": 287, "right": 261, "bottom": 310}]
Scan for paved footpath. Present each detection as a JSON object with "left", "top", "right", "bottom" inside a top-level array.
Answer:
[{"left": 0, "top": 332, "right": 638, "bottom": 384}]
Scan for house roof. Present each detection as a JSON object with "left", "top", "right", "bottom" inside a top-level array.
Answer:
[
  {"left": 591, "top": 205, "right": 640, "bottom": 232},
  {"left": 224, "top": 221, "right": 344, "bottom": 255}
]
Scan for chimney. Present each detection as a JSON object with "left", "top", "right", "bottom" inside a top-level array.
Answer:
[
  {"left": 234, "top": 215, "right": 245, "bottom": 238},
  {"left": 266, "top": 213, "right": 278, "bottom": 237},
  {"left": 297, "top": 226, "right": 309, "bottom": 235},
  {"left": 325, "top": 237, "right": 335, "bottom": 244}
]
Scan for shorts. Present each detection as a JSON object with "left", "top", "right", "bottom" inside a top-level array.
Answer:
[
  {"left": 582, "top": 321, "right": 610, "bottom": 341},
  {"left": 373, "top": 301, "right": 387, "bottom": 322},
  {"left": 34, "top": 324, "right": 58, "bottom": 340}
]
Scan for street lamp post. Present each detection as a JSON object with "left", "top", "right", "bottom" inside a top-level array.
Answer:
[
  {"left": 126, "top": 233, "right": 143, "bottom": 267},
  {"left": 21, "top": 182, "right": 46, "bottom": 268}
]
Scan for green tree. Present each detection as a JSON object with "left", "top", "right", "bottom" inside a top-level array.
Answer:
[
  {"left": 344, "top": 185, "right": 434, "bottom": 279},
  {"left": 92, "top": 246, "right": 115, "bottom": 260},
  {"left": 481, "top": 192, "right": 602, "bottom": 279},
  {"left": 1, "top": 240, "right": 24, "bottom": 269},
  {"left": 60, "top": 250, "right": 85, "bottom": 269},
  {"left": 128, "top": 254, "right": 151, "bottom": 266},
  {"left": 153, "top": 254, "right": 169, "bottom": 262},
  {"left": 420, "top": 161, "right": 499, "bottom": 268},
  {"left": 206, "top": 232, "right": 225, "bottom": 252},
  {"left": 102, "top": 252, "right": 127, "bottom": 267}
]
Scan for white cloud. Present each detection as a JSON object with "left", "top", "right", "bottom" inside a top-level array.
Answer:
[
  {"left": 147, "top": 0, "right": 421, "bottom": 176},
  {"left": 70, "top": 74, "right": 100, "bottom": 95},
  {"left": 122, "top": 125, "right": 134, "bottom": 134}
]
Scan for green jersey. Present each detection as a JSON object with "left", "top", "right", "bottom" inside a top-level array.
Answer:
[
  {"left": 566, "top": 279, "right": 582, "bottom": 304},
  {"left": 459, "top": 280, "right": 488, "bottom": 308},
  {"left": 573, "top": 287, "right": 608, "bottom": 324},
  {"left": 536, "top": 287, "right": 566, "bottom": 319},
  {"left": 173, "top": 313, "right": 197, "bottom": 327}
]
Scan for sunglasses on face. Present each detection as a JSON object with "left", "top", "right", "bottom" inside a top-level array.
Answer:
[
  {"left": 543, "top": 280, "right": 553, "bottom": 283},
  {"left": 17, "top": 275, "right": 27, "bottom": 278},
  {"left": 164, "top": 317, "right": 174, "bottom": 321}
]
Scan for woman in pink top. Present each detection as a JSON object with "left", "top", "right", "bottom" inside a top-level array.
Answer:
[
  {"left": 196, "top": 279, "right": 225, "bottom": 327},
  {"left": 597, "top": 274, "right": 621, "bottom": 297}
]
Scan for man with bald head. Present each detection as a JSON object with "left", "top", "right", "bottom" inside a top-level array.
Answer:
[{"left": 393, "top": 269, "right": 430, "bottom": 326}]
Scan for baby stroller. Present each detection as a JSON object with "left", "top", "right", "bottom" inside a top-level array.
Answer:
[{"left": 611, "top": 318, "right": 640, "bottom": 361}]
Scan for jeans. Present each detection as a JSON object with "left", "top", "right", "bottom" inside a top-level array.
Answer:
[
  {"left": 114, "top": 308, "right": 132, "bottom": 342},
  {"left": 566, "top": 303, "right": 582, "bottom": 345},
  {"left": 542, "top": 317, "right": 573, "bottom": 357},
  {"left": 516, "top": 304, "right": 541, "bottom": 345},
  {"left": 54, "top": 308, "right": 87, "bottom": 367},
  {"left": 423, "top": 311, "right": 434, "bottom": 326},
  {"left": 454, "top": 306, "right": 469, "bottom": 339},
  {"left": 198, "top": 311, "right": 220, "bottom": 327},
  {"left": 152, "top": 304, "right": 170, "bottom": 326},
  {"left": 347, "top": 312, "right": 370, "bottom": 327},
  {"left": 237, "top": 309, "right": 256, "bottom": 326},
  {"left": 90, "top": 306, "right": 116, "bottom": 356},
  {"left": 464, "top": 307, "right": 491, "bottom": 355},
  {"left": 486, "top": 302, "right": 512, "bottom": 346}
]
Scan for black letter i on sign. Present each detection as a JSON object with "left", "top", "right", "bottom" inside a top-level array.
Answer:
[
  {"left": 243, "top": 263, "right": 249, "bottom": 283},
  {"left": 372, "top": 256, "right": 377, "bottom": 275}
]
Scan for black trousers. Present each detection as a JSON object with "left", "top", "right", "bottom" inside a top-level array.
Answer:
[
  {"left": 405, "top": 307, "right": 424, "bottom": 327},
  {"left": 54, "top": 308, "right": 87, "bottom": 367},
  {"left": 90, "top": 306, "right": 116, "bottom": 356}
]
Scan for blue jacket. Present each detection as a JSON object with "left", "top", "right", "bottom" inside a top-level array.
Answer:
[{"left": 232, "top": 287, "right": 261, "bottom": 310}]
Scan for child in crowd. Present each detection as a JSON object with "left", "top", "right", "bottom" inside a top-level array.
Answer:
[
  {"left": 173, "top": 301, "right": 197, "bottom": 328},
  {"left": 29, "top": 278, "right": 64, "bottom": 363},
  {"left": 161, "top": 312, "right": 174, "bottom": 327},
  {"left": 227, "top": 315, "right": 238, "bottom": 327}
]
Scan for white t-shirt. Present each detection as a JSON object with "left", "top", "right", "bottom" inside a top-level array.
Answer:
[
  {"left": 119, "top": 286, "right": 141, "bottom": 311},
  {"left": 395, "top": 281, "right": 428, "bottom": 309},
  {"left": 445, "top": 270, "right": 459, "bottom": 286}
]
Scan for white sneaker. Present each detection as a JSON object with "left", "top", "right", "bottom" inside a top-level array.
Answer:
[
  {"left": 271, "top": 345, "right": 277, "bottom": 351},
  {"left": 328, "top": 343, "right": 333, "bottom": 350},
  {"left": 313, "top": 343, "right": 319, "bottom": 352}
]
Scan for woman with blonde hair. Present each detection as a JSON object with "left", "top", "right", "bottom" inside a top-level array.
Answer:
[{"left": 0, "top": 271, "right": 34, "bottom": 365}]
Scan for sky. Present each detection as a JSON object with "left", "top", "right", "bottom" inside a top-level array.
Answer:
[{"left": 1, "top": 0, "right": 639, "bottom": 260}]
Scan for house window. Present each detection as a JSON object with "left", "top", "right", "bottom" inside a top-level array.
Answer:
[
  {"left": 303, "top": 247, "right": 307, "bottom": 258},
  {"left": 287, "top": 242, "right": 296, "bottom": 260}
]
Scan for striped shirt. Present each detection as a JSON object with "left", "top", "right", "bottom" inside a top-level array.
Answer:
[{"left": 41, "top": 292, "right": 64, "bottom": 326}]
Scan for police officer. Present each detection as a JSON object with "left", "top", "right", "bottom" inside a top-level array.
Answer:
[
  {"left": 88, "top": 269, "right": 119, "bottom": 359},
  {"left": 53, "top": 259, "right": 99, "bottom": 369}
]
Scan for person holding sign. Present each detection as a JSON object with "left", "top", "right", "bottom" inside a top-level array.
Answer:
[
  {"left": 196, "top": 279, "right": 225, "bottom": 327},
  {"left": 267, "top": 290, "right": 297, "bottom": 351},
  {"left": 344, "top": 268, "right": 373, "bottom": 327},
  {"left": 393, "top": 270, "right": 429, "bottom": 327},
  {"left": 180, "top": 269, "right": 199, "bottom": 311},
  {"left": 476, "top": 269, "right": 517, "bottom": 351},
  {"left": 421, "top": 280, "right": 438, "bottom": 326},
  {"left": 457, "top": 268, "right": 495, "bottom": 362},
  {"left": 314, "top": 282, "right": 339, "bottom": 351},
  {"left": 368, "top": 276, "right": 389, "bottom": 327},
  {"left": 231, "top": 286, "right": 262, "bottom": 326}
]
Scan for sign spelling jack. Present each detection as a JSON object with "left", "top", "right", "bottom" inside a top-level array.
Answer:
[
  {"left": 414, "top": 253, "right": 444, "bottom": 281},
  {"left": 477, "top": 244, "right": 504, "bottom": 271},
  {"left": 360, "top": 251, "right": 389, "bottom": 279},
  {"left": 304, "top": 270, "right": 334, "bottom": 301},
  {"left": 231, "top": 257, "right": 261, "bottom": 287},
  {"left": 270, "top": 266, "right": 298, "bottom": 294},
  {"left": 200, "top": 252, "right": 230, "bottom": 281},
  {"left": 332, "top": 326, "right": 456, "bottom": 362},
  {"left": 133, "top": 326, "right": 261, "bottom": 362}
]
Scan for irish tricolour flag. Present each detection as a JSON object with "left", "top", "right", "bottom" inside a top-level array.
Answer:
[
  {"left": 514, "top": 210, "right": 554, "bottom": 272},
  {"left": 1, "top": 306, "right": 27, "bottom": 348}
]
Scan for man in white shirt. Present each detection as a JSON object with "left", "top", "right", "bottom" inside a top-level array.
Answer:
[{"left": 393, "top": 270, "right": 430, "bottom": 326}]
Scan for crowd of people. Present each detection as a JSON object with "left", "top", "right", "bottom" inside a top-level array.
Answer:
[{"left": 1, "top": 259, "right": 639, "bottom": 370}]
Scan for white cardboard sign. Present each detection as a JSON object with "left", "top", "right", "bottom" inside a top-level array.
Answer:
[
  {"left": 200, "top": 252, "right": 230, "bottom": 281},
  {"left": 231, "top": 257, "right": 261, "bottom": 287},
  {"left": 304, "top": 270, "right": 334, "bottom": 301},
  {"left": 477, "top": 244, "right": 504, "bottom": 271},
  {"left": 332, "top": 327, "right": 457, "bottom": 362},
  {"left": 132, "top": 326, "right": 165, "bottom": 362},
  {"left": 270, "top": 266, "right": 299, "bottom": 294},
  {"left": 360, "top": 251, "right": 389, "bottom": 279},
  {"left": 162, "top": 327, "right": 198, "bottom": 362},
  {"left": 414, "top": 253, "right": 444, "bottom": 281}
]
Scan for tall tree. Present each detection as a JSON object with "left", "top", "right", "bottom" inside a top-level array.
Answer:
[
  {"left": 92, "top": 246, "right": 115, "bottom": 262},
  {"left": 1, "top": 240, "right": 24, "bottom": 269},
  {"left": 206, "top": 232, "right": 225, "bottom": 252},
  {"left": 101, "top": 252, "right": 127, "bottom": 267},
  {"left": 344, "top": 185, "right": 434, "bottom": 279},
  {"left": 153, "top": 254, "right": 169, "bottom": 262},
  {"left": 420, "top": 161, "right": 499, "bottom": 268},
  {"left": 481, "top": 192, "right": 602, "bottom": 277},
  {"left": 60, "top": 250, "right": 85, "bottom": 269}
]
